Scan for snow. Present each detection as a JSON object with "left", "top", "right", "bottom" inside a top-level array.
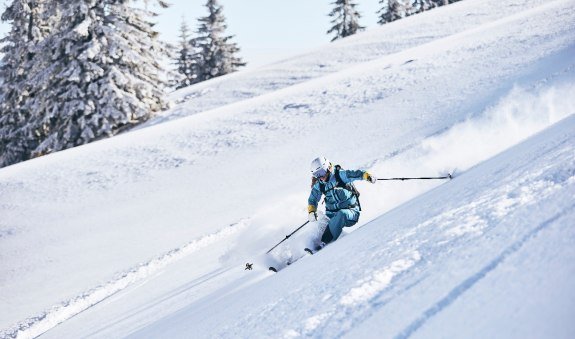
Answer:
[
  {"left": 1, "top": 0, "right": 575, "bottom": 337},
  {"left": 73, "top": 18, "right": 92, "bottom": 38},
  {"left": 339, "top": 251, "right": 422, "bottom": 307}
]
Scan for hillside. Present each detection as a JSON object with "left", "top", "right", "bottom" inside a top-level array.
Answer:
[{"left": 1, "top": 0, "right": 574, "bottom": 337}]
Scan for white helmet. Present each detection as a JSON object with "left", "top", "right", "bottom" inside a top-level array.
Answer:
[{"left": 310, "top": 156, "right": 331, "bottom": 178}]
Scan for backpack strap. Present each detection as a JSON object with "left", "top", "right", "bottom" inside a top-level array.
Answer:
[
  {"left": 319, "top": 165, "right": 354, "bottom": 191},
  {"left": 335, "top": 165, "right": 362, "bottom": 211},
  {"left": 317, "top": 165, "right": 362, "bottom": 211},
  {"left": 334, "top": 165, "right": 345, "bottom": 188}
]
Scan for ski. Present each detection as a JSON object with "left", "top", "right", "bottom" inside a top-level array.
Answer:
[
  {"left": 268, "top": 249, "right": 314, "bottom": 273},
  {"left": 304, "top": 245, "right": 327, "bottom": 255},
  {"left": 268, "top": 258, "right": 297, "bottom": 273}
]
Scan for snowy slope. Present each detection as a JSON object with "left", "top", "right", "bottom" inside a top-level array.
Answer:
[
  {"left": 144, "top": 0, "right": 553, "bottom": 126},
  {"left": 132, "top": 110, "right": 575, "bottom": 339},
  {"left": 1, "top": 0, "right": 575, "bottom": 337}
]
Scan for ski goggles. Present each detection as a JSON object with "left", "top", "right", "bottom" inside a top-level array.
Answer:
[{"left": 312, "top": 167, "right": 328, "bottom": 178}]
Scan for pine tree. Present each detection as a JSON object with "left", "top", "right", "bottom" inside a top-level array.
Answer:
[
  {"left": 0, "top": 0, "right": 51, "bottom": 167},
  {"left": 26, "top": 0, "right": 170, "bottom": 156},
  {"left": 410, "top": 0, "right": 432, "bottom": 15},
  {"left": 327, "top": 0, "right": 364, "bottom": 42},
  {"left": 429, "top": 0, "right": 462, "bottom": 7},
  {"left": 377, "top": 0, "right": 406, "bottom": 25},
  {"left": 173, "top": 18, "right": 196, "bottom": 89},
  {"left": 379, "top": 0, "right": 463, "bottom": 22},
  {"left": 192, "top": 0, "right": 245, "bottom": 84}
]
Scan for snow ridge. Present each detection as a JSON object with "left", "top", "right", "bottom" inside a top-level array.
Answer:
[{"left": 1, "top": 220, "right": 249, "bottom": 339}]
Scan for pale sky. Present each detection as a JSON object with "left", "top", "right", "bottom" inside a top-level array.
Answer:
[{"left": 0, "top": 0, "right": 382, "bottom": 69}]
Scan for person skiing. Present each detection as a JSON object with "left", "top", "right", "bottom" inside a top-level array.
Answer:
[{"left": 308, "top": 156, "right": 377, "bottom": 249}]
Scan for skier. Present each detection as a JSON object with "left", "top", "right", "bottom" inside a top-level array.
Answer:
[{"left": 307, "top": 156, "right": 377, "bottom": 250}]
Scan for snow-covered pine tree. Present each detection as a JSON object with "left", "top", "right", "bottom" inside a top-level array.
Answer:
[
  {"left": 380, "top": 0, "right": 463, "bottom": 22},
  {"left": 377, "top": 0, "right": 407, "bottom": 25},
  {"left": 26, "top": 0, "right": 170, "bottom": 156},
  {"left": 191, "top": 0, "right": 245, "bottom": 84},
  {"left": 429, "top": 0, "right": 462, "bottom": 7},
  {"left": 410, "top": 0, "right": 432, "bottom": 15},
  {"left": 327, "top": 0, "right": 364, "bottom": 42},
  {"left": 173, "top": 18, "right": 196, "bottom": 89},
  {"left": 0, "top": 0, "right": 51, "bottom": 167}
]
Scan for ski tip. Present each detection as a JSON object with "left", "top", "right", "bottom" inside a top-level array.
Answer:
[
  {"left": 304, "top": 248, "right": 314, "bottom": 255},
  {"left": 269, "top": 267, "right": 278, "bottom": 273}
]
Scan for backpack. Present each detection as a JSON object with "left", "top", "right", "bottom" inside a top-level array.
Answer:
[{"left": 318, "top": 165, "right": 362, "bottom": 211}]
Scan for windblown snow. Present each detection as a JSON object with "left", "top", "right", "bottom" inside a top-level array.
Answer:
[{"left": 1, "top": 0, "right": 574, "bottom": 338}]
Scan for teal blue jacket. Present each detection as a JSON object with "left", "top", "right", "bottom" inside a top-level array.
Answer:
[{"left": 308, "top": 168, "right": 365, "bottom": 213}]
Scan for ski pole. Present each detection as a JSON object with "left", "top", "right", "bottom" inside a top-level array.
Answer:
[
  {"left": 266, "top": 220, "right": 310, "bottom": 254},
  {"left": 377, "top": 173, "right": 452, "bottom": 181}
]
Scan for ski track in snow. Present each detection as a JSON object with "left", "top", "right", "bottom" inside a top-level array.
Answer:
[
  {"left": 280, "top": 252, "right": 422, "bottom": 338},
  {"left": 395, "top": 205, "right": 575, "bottom": 339},
  {"left": 283, "top": 251, "right": 421, "bottom": 338},
  {"left": 339, "top": 252, "right": 422, "bottom": 308},
  {"left": 0, "top": 220, "right": 250, "bottom": 339}
]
